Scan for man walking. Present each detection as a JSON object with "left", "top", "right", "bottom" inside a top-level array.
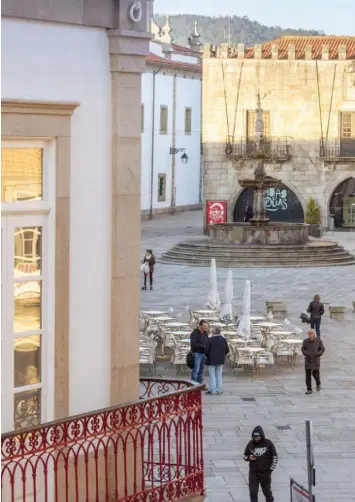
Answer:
[
  {"left": 244, "top": 426, "right": 278, "bottom": 502},
  {"left": 307, "top": 294, "right": 324, "bottom": 339},
  {"left": 190, "top": 320, "right": 209, "bottom": 384},
  {"left": 205, "top": 327, "right": 230, "bottom": 395},
  {"left": 302, "top": 329, "right": 325, "bottom": 394}
]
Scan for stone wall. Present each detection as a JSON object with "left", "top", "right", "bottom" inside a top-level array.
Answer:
[{"left": 202, "top": 42, "right": 355, "bottom": 228}]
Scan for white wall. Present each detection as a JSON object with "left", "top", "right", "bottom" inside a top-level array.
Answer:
[
  {"left": 2, "top": 18, "right": 112, "bottom": 415},
  {"left": 175, "top": 77, "right": 201, "bottom": 207},
  {"left": 141, "top": 69, "right": 201, "bottom": 211}
]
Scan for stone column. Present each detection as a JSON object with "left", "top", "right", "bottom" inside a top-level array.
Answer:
[{"left": 108, "top": 14, "right": 151, "bottom": 405}]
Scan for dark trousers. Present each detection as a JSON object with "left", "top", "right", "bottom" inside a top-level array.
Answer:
[
  {"left": 310, "top": 318, "right": 321, "bottom": 339},
  {"left": 249, "top": 470, "right": 274, "bottom": 502},
  {"left": 305, "top": 369, "right": 320, "bottom": 390},
  {"left": 144, "top": 272, "right": 153, "bottom": 288}
]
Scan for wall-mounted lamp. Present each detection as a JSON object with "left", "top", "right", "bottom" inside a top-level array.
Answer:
[{"left": 181, "top": 153, "right": 189, "bottom": 164}]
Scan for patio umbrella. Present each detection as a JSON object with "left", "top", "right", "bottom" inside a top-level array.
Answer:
[
  {"left": 206, "top": 258, "right": 220, "bottom": 311},
  {"left": 220, "top": 270, "right": 233, "bottom": 323},
  {"left": 237, "top": 280, "right": 251, "bottom": 338}
]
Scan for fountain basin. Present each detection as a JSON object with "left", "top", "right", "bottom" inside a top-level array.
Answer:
[{"left": 209, "top": 222, "right": 309, "bottom": 245}]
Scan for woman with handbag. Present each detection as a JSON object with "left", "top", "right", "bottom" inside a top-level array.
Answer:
[{"left": 141, "top": 249, "right": 156, "bottom": 291}]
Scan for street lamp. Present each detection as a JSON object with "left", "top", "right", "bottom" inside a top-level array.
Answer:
[{"left": 181, "top": 153, "right": 188, "bottom": 164}]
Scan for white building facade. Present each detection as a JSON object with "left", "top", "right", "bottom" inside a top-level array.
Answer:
[
  {"left": 1, "top": 0, "right": 150, "bottom": 433},
  {"left": 141, "top": 9, "right": 202, "bottom": 217}
]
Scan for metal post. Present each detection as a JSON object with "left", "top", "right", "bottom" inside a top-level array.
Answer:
[{"left": 305, "top": 420, "right": 315, "bottom": 501}]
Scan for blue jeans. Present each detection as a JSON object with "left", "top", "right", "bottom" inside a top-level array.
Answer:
[
  {"left": 191, "top": 353, "right": 206, "bottom": 384},
  {"left": 208, "top": 365, "right": 223, "bottom": 394},
  {"left": 310, "top": 319, "right": 321, "bottom": 339}
]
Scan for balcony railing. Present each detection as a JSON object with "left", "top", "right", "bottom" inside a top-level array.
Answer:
[
  {"left": 226, "top": 136, "right": 292, "bottom": 161},
  {"left": 1, "top": 378, "right": 204, "bottom": 502},
  {"left": 320, "top": 138, "right": 355, "bottom": 159}
]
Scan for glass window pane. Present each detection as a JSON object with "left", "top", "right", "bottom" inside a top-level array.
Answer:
[
  {"left": 14, "top": 281, "right": 41, "bottom": 333},
  {"left": 1, "top": 148, "right": 43, "bottom": 202},
  {"left": 14, "top": 335, "right": 41, "bottom": 387},
  {"left": 14, "top": 227, "right": 42, "bottom": 277},
  {"left": 14, "top": 388, "right": 41, "bottom": 430}
]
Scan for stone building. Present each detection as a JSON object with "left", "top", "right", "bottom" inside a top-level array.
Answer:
[
  {"left": 202, "top": 36, "right": 355, "bottom": 230},
  {"left": 141, "top": 3, "right": 202, "bottom": 217}
]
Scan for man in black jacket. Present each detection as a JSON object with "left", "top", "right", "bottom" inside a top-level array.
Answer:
[
  {"left": 244, "top": 426, "right": 278, "bottom": 502},
  {"left": 190, "top": 320, "right": 209, "bottom": 384},
  {"left": 205, "top": 327, "right": 230, "bottom": 395},
  {"left": 307, "top": 294, "right": 324, "bottom": 339},
  {"left": 302, "top": 329, "right": 325, "bottom": 394}
]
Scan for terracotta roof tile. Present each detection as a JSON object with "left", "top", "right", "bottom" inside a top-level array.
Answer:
[
  {"left": 147, "top": 53, "right": 201, "bottom": 71},
  {"left": 172, "top": 43, "right": 201, "bottom": 54},
  {"left": 243, "top": 36, "right": 355, "bottom": 60}
]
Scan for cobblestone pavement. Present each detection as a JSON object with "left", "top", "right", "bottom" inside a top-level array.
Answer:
[{"left": 141, "top": 211, "right": 355, "bottom": 501}]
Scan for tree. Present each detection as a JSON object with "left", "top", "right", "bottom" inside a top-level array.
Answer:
[{"left": 305, "top": 197, "right": 321, "bottom": 225}]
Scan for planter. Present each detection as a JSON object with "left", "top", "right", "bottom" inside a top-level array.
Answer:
[
  {"left": 329, "top": 306, "right": 345, "bottom": 321},
  {"left": 266, "top": 301, "right": 287, "bottom": 319},
  {"left": 308, "top": 224, "right": 322, "bottom": 238}
]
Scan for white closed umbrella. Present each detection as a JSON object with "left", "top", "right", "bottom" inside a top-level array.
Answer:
[
  {"left": 207, "top": 258, "right": 220, "bottom": 311},
  {"left": 221, "top": 270, "right": 233, "bottom": 322},
  {"left": 237, "top": 280, "right": 251, "bottom": 338}
]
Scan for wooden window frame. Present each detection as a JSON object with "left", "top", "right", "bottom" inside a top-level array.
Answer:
[
  {"left": 159, "top": 105, "right": 168, "bottom": 135},
  {"left": 157, "top": 173, "right": 166, "bottom": 202},
  {"left": 185, "top": 107, "right": 192, "bottom": 135}
]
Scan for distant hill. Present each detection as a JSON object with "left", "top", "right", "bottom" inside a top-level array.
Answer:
[{"left": 155, "top": 14, "right": 324, "bottom": 48}]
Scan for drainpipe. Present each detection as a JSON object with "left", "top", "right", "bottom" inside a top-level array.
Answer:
[{"left": 149, "top": 65, "right": 163, "bottom": 220}]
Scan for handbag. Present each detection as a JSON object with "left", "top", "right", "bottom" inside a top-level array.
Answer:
[
  {"left": 300, "top": 312, "right": 311, "bottom": 324},
  {"left": 141, "top": 262, "right": 150, "bottom": 274}
]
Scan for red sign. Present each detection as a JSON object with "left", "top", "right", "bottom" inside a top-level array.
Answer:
[{"left": 206, "top": 200, "right": 227, "bottom": 227}]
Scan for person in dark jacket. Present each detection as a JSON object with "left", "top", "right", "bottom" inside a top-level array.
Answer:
[
  {"left": 244, "top": 204, "right": 254, "bottom": 222},
  {"left": 307, "top": 294, "right": 324, "bottom": 339},
  {"left": 244, "top": 425, "right": 278, "bottom": 502},
  {"left": 302, "top": 329, "right": 325, "bottom": 394},
  {"left": 205, "top": 327, "right": 230, "bottom": 395},
  {"left": 142, "top": 249, "right": 156, "bottom": 291},
  {"left": 190, "top": 320, "right": 209, "bottom": 384}
]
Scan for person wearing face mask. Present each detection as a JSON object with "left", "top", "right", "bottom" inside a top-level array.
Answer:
[
  {"left": 141, "top": 249, "right": 156, "bottom": 291},
  {"left": 243, "top": 426, "right": 278, "bottom": 502}
]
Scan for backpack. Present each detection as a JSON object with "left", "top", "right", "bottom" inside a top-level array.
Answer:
[{"left": 186, "top": 351, "right": 194, "bottom": 369}]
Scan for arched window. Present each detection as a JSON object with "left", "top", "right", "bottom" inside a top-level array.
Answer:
[{"left": 329, "top": 177, "right": 355, "bottom": 228}]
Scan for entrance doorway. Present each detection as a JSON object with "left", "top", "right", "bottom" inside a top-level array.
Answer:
[
  {"left": 233, "top": 183, "right": 304, "bottom": 223},
  {"left": 329, "top": 177, "right": 355, "bottom": 228}
]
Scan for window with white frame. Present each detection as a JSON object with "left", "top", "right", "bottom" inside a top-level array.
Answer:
[{"left": 1, "top": 140, "right": 55, "bottom": 432}]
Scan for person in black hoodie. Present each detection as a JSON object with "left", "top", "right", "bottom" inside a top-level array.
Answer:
[{"left": 243, "top": 426, "right": 278, "bottom": 502}]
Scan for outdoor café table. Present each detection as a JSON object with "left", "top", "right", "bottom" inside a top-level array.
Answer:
[
  {"left": 170, "top": 331, "right": 191, "bottom": 336},
  {"left": 281, "top": 338, "right": 302, "bottom": 344},
  {"left": 269, "top": 330, "right": 295, "bottom": 337},
  {"left": 141, "top": 310, "right": 167, "bottom": 316},
  {"left": 164, "top": 322, "right": 190, "bottom": 328},
  {"left": 179, "top": 339, "right": 191, "bottom": 344},
  {"left": 154, "top": 316, "right": 175, "bottom": 322},
  {"left": 254, "top": 322, "right": 283, "bottom": 328},
  {"left": 194, "top": 309, "right": 219, "bottom": 313},
  {"left": 250, "top": 316, "right": 267, "bottom": 321}
]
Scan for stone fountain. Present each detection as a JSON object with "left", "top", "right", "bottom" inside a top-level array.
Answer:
[{"left": 160, "top": 94, "right": 355, "bottom": 267}]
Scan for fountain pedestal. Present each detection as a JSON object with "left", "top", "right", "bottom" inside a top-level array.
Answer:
[{"left": 209, "top": 222, "right": 309, "bottom": 245}]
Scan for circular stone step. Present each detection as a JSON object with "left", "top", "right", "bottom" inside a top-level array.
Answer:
[{"left": 159, "top": 239, "right": 355, "bottom": 268}]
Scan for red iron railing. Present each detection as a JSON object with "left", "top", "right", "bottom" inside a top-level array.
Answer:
[{"left": 2, "top": 378, "right": 204, "bottom": 502}]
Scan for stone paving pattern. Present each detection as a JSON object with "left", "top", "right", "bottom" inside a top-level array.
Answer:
[{"left": 141, "top": 211, "right": 355, "bottom": 501}]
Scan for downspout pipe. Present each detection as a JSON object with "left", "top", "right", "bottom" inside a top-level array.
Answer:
[{"left": 149, "top": 65, "right": 163, "bottom": 220}]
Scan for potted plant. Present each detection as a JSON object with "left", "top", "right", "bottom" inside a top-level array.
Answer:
[{"left": 305, "top": 197, "right": 322, "bottom": 237}]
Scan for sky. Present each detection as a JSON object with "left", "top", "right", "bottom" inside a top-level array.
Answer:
[{"left": 154, "top": 0, "right": 354, "bottom": 36}]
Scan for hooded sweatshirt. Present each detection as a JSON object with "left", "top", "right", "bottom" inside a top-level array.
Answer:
[{"left": 243, "top": 426, "right": 278, "bottom": 473}]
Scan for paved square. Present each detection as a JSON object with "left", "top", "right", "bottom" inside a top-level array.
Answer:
[{"left": 141, "top": 211, "right": 355, "bottom": 501}]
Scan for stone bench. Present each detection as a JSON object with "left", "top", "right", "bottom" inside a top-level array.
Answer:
[
  {"left": 329, "top": 306, "right": 345, "bottom": 320},
  {"left": 266, "top": 301, "right": 288, "bottom": 319}
]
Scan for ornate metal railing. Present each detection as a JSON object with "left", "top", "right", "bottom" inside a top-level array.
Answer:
[
  {"left": 320, "top": 138, "right": 355, "bottom": 159},
  {"left": 225, "top": 136, "right": 292, "bottom": 160},
  {"left": 1, "top": 378, "right": 204, "bottom": 502}
]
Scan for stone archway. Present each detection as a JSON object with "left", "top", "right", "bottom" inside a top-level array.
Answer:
[
  {"left": 328, "top": 177, "right": 355, "bottom": 228},
  {"left": 232, "top": 182, "right": 305, "bottom": 223}
]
